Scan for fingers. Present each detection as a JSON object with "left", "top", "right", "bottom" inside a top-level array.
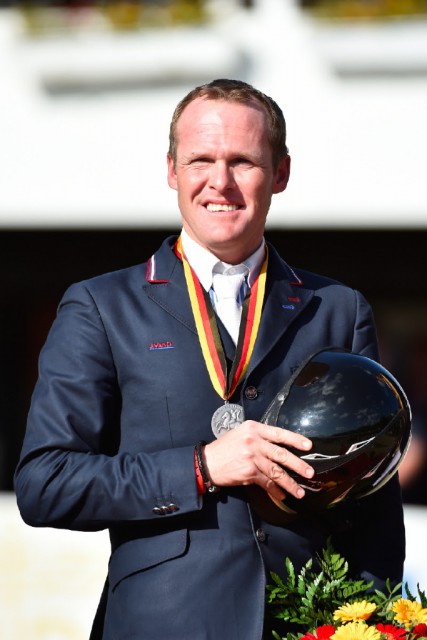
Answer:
[
  {"left": 260, "top": 422, "right": 312, "bottom": 452},
  {"left": 203, "top": 420, "right": 315, "bottom": 501},
  {"left": 264, "top": 437, "right": 314, "bottom": 482},
  {"left": 254, "top": 447, "right": 312, "bottom": 500},
  {"left": 252, "top": 422, "right": 314, "bottom": 499},
  {"left": 243, "top": 420, "right": 314, "bottom": 485}
]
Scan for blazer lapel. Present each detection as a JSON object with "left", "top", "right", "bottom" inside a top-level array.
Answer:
[
  {"left": 247, "top": 243, "right": 314, "bottom": 375},
  {"left": 142, "top": 236, "right": 197, "bottom": 334},
  {"left": 142, "top": 237, "right": 315, "bottom": 373}
]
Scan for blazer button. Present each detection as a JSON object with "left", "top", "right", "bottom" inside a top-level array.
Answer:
[
  {"left": 152, "top": 507, "right": 164, "bottom": 516},
  {"left": 167, "top": 503, "right": 179, "bottom": 513},
  {"left": 256, "top": 528, "right": 266, "bottom": 543},
  {"left": 245, "top": 386, "right": 258, "bottom": 400}
]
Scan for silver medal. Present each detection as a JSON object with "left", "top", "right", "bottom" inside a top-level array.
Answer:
[{"left": 211, "top": 403, "right": 245, "bottom": 438}]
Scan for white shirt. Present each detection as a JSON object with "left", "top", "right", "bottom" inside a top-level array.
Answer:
[{"left": 180, "top": 228, "right": 266, "bottom": 304}]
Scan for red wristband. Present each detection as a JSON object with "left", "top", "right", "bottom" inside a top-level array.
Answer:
[{"left": 194, "top": 447, "right": 206, "bottom": 495}]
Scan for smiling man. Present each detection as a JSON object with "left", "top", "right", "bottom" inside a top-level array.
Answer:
[
  {"left": 167, "top": 93, "right": 290, "bottom": 264},
  {"left": 15, "top": 79, "right": 405, "bottom": 640}
]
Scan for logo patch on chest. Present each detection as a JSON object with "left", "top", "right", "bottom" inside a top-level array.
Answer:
[{"left": 149, "top": 341, "right": 174, "bottom": 350}]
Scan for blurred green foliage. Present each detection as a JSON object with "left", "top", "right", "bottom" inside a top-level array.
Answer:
[
  {"left": 301, "top": 0, "right": 427, "bottom": 19},
  {"left": 19, "top": 0, "right": 207, "bottom": 35}
]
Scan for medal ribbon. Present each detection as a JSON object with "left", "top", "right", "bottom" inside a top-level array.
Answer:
[{"left": 175, "top": 235, "right": 268, "bottom": 400}]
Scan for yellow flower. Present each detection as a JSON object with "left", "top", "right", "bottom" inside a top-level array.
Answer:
[
  {"left": 417, "top": 608, "right": 427, "bottom": 624},
  {"left": 334, "top": 601, "right": 377, "bottom": 623},
  {"left": 391, "top": 598, "right": 423, "bottom": 628},
  {"left": 331, "top": 621, "right": 381, "bottom": 640}
]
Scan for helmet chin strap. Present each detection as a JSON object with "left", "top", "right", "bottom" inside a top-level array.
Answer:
[{"left": 268, "top": 493, "right": 297, "bottom": 514}]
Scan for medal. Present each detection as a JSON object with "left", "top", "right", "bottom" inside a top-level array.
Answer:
[
  {"left": 176, "top": 235, "right": 268, "bottom": 439},
  {"left": 211, "top": 402, "right": 245, "bottom": 438}
]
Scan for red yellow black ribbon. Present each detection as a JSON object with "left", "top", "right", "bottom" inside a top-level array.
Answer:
[{"left": 175, "top": 235, "right": 268, "bottom": 400}]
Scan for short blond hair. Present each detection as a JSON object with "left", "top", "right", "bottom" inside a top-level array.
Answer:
[{"left": 168, "top": 78, "right": 289, "bottom": 171}]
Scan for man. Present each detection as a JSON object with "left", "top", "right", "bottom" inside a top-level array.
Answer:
[{"left": 15, "top": 79, "right": 405, "bottom": 640}]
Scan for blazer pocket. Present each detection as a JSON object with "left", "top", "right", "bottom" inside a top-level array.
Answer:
[{"left": 109, "top": 529, "right": 189, "bottom": 591}]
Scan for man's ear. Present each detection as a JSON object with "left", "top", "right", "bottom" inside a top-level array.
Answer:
[
  {"left": 272, "top": 155, "right": 291, "bottom": 194},
  {"left": 167, "top": 153, "right": 178, "bottom": 191}
]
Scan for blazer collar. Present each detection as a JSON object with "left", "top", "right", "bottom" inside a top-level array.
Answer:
[
  {"left": 143, "top": 236, "right": 315, "bottom": 366},
  {"left": 145, "top": 236, "right": 180, "bottom": 284},
  {"left": 143, "top": 236, "right": 197, "bottom": 334}
]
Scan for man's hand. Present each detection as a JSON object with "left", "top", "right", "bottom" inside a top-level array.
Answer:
[{"left": 203, "top": 421, "right": 314, "bottom": 503}]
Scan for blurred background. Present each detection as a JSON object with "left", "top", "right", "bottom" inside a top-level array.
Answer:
[{"left": 1, "top": 0, "right": 427, "bottom": 637}]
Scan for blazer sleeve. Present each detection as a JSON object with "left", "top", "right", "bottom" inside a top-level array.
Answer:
[
  {"left": 350, "top": 289, "right": 380, "bottom": 361},
  {"left": 14, "top": 282, "right": 201, "bottom": 532}
]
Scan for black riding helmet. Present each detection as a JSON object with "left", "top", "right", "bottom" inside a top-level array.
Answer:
[{"left": 247, "top": 348, "right": 411, "bottom": 524}]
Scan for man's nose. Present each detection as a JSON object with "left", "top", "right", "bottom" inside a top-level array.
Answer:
[{"left": 209, "top": 161, "right": 235, "bottom": 191}]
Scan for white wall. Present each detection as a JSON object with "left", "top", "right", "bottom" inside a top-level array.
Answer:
[
  {"left": 0, "top": 493, "right": 109, "bottom": 640},
  {"left": 1, "top": 1, "right": 426, "bottom": 229}
]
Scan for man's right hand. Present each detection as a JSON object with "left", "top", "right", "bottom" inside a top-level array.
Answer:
[{"left": 202, "top": 421, "right": 314, "bottom": 503}]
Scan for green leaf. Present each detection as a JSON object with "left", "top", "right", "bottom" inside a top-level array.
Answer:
[
  {"left": 266, "top": 540, "right": 384, "bottom": 635},
  {"left": 418, "top": 585, "right": 427, "bottom": 608}
]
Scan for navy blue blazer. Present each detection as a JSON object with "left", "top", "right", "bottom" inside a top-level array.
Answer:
[{"left": 15, "top": 237, "right": 405, "bottom": 640}]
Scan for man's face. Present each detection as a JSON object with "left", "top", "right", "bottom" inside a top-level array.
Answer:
[{"left": 167, "top": 97, "right": 290, "bottom": 264}]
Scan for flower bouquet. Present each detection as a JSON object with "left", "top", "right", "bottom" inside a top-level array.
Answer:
[{"left": 266, "top": 541, "right": 427, "bottom": 640}]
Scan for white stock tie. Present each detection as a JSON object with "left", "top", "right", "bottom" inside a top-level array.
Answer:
[{"left": 212, "top": 270, "right": 247, "bottom": 345}]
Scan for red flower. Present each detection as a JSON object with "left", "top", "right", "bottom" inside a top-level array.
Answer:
[
  {"left": 376, "top": 623, "right": 407, "bottom": 640},
  {"left": 413, "top": 623, "right": 427, "bottom": 638},
  {"left": 317, "top": 626, "right": 336, "bottom": 639},
  {"left": 301, "top": 625, "right": 336, "bottom": 640}
]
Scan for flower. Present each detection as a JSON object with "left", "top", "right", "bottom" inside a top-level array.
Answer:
[
  {"left": 376, "top": 623, "right": 407, "bottom": 640},
  {"left": 266, "top": 542, "right": 427, "bottom": 640},
  {"left": 301, "top": 625, "right": 336, "bottom": 640},
  {"left": 413, "top": 623, "right": 427, "bottom": 638},
  {"left": 331, "top": 621, "right": 381, "bottom": 640},
  {"left": 316, "top": 626, "right": 337, "bottom": 640},
  {"left": 417, "top": 610, "right": 427, "bottom": 625},
  {"left": 334, "top": 602, "right": 377, "bottom": 623},
  {"left": 392, "top": 599, "right": 425, "bottom": 628}
]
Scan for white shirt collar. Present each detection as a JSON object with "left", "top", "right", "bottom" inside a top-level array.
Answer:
[{"left": 180, "top": 228, "right": 266, "bottom": 292}]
